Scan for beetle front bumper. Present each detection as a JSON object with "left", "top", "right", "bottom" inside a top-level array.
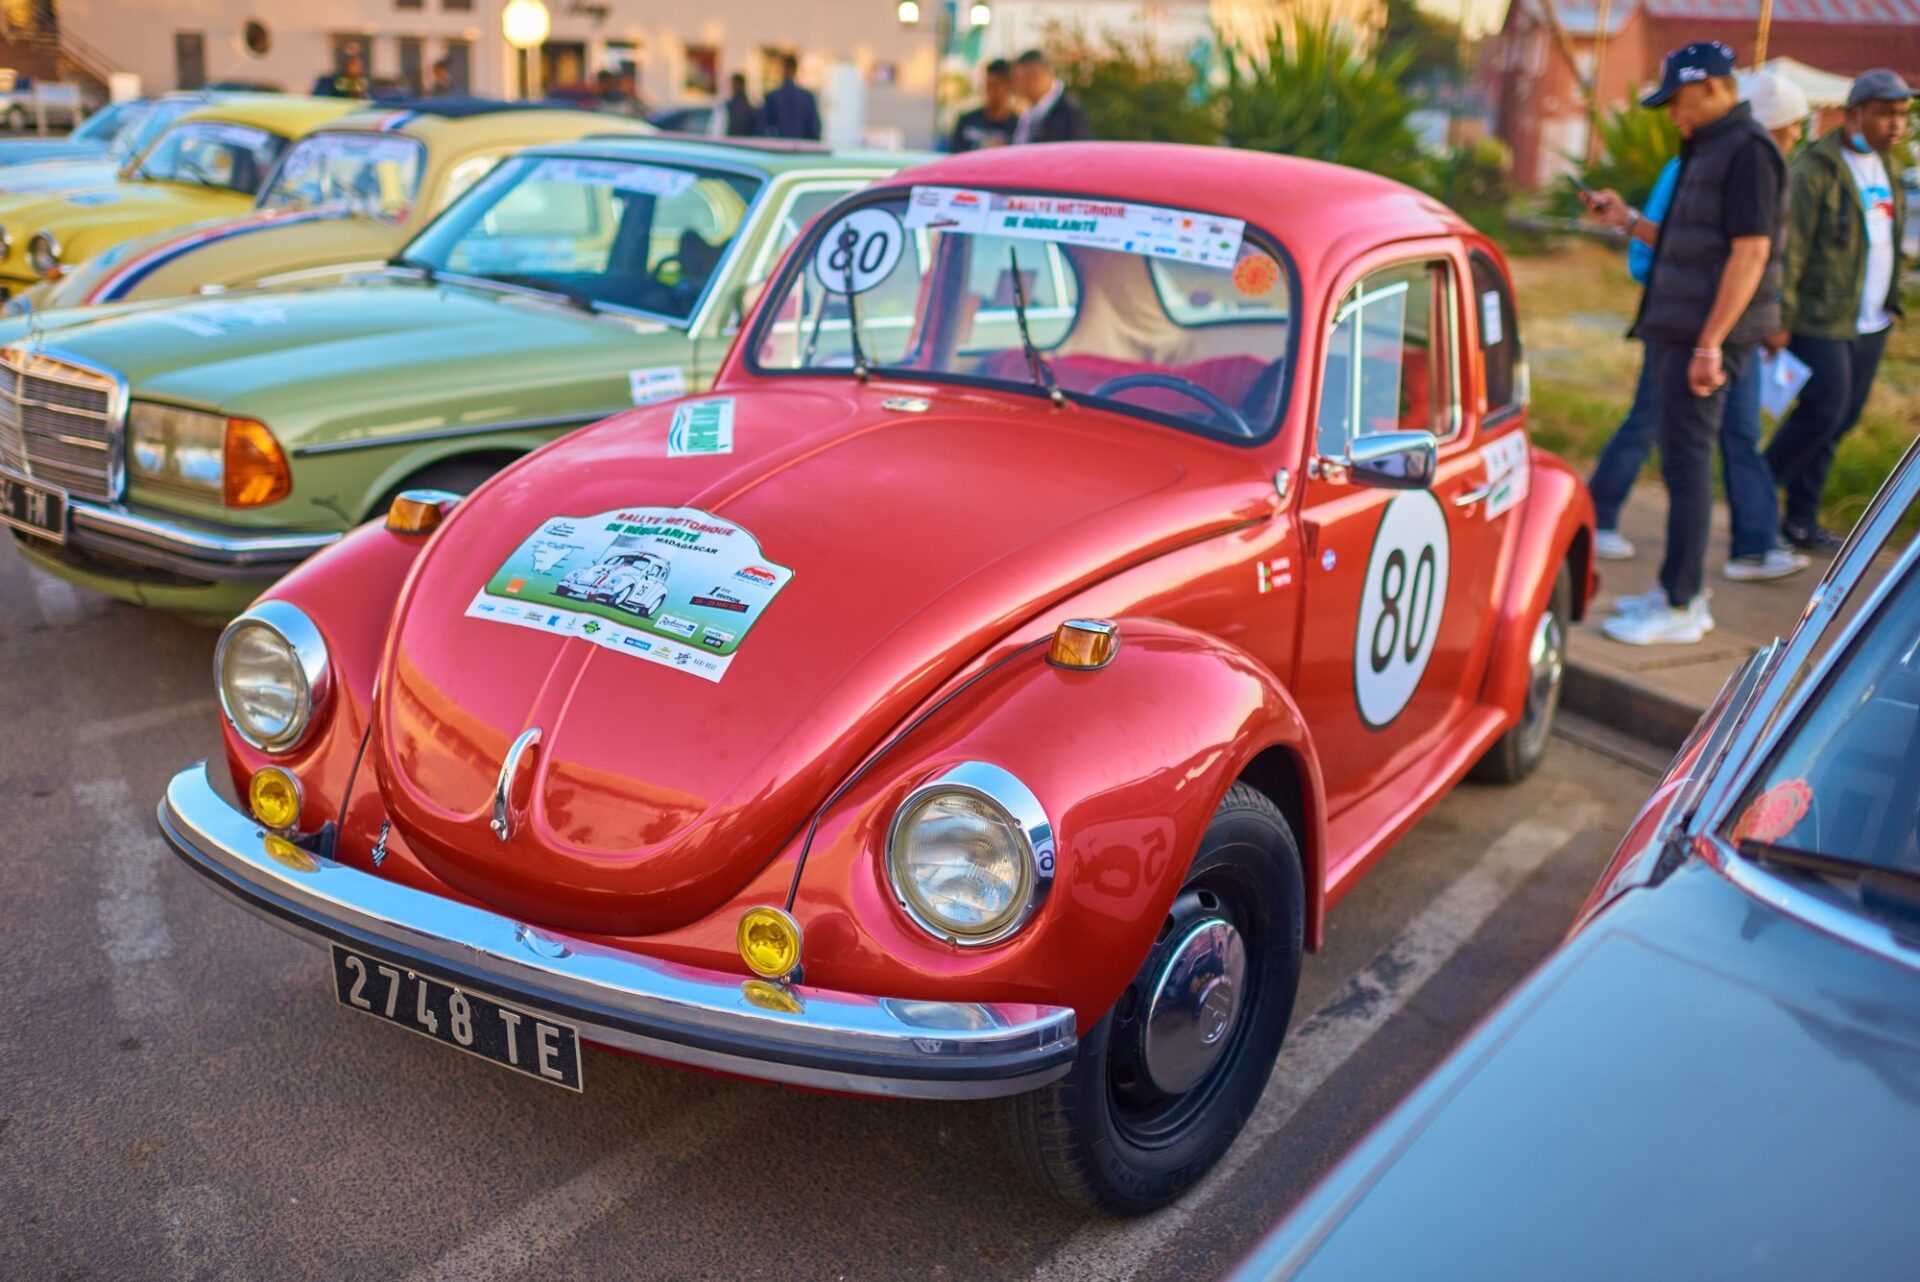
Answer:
[{"left": 157, "top": 763, "right": 1079, "bottom": 1100}]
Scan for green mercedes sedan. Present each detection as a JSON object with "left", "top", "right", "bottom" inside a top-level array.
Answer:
[{"left": 0, "top": 136, "right": 907, "bottom": 616}]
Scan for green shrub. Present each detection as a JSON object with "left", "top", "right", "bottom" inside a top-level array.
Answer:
[
  {"left": 1051, "top": 27, "right": 1219, "bottom": 146},
  {"left": 1433, "top": 137, "right": 1513, "bottom": 237},
  {"left": 1553, "top": 105, "right": 1678, "bottom": 213}
]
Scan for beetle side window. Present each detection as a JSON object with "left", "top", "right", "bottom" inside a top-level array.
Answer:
[
  {"left": 1471, "top": 251, "right": 1521, "bottom": 420},
  {"left": 1317, "top": 260, "right": 1454, "bottom": 458}
]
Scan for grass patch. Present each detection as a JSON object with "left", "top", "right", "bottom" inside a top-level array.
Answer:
[{"left": 1511, "top": 238, "right": 1920, "bottom": 526}]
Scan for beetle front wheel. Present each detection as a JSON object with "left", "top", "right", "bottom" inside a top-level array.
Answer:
[{"left": 998, "top": 782, "right": 1304, "bottom": 1216}]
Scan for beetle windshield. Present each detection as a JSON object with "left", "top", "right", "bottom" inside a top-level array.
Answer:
[
  {"left": 259, "top": 131, "right": 425, "bottom": 219},
  {"left": 399, "top": 154, "right": 761, "bottom": 322},
  {"left": 748, "top": 186, "right": 1294, "bottom": 440},
  {"left": 1728, "top": 555, "right": 1920, "bottom": 882},
  {"left": 136, "top": 120, "right": 287, "bottom": 195}
]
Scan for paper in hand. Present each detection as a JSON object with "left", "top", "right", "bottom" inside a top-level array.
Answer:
[{"left": 1759, "top": 350, "right": 1813, "bottom": 420}]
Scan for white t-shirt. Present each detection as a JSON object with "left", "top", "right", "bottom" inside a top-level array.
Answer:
[
  {"left": 1842, "top": 144, "right": 1896, "bottom": 335},
  {"left": 1013, "top": 80, "right": 1064, "bottom": 146}
]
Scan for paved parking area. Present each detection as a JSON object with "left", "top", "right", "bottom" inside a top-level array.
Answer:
[{"left": 0, "top": 536, "right": 1663, "bottom": 1282}]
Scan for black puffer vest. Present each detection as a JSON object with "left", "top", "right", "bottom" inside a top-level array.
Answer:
[{"left": 1633, "top": 101, "right": 1786, "bottom": 346}]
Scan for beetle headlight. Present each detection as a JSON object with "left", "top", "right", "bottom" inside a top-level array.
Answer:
[
  {"left": 27, "top": 231, "right": 60, "bottom": 277},
  {"left": 886, "top": 762, "right": 1054, "bottom": 946},
  {"left": 216, "top": 601, "right": 330, "bottom": 753}
]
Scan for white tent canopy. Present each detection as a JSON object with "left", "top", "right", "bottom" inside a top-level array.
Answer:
[{"left": 1740, "top": 56, "right": 1856, "bottom": 110}]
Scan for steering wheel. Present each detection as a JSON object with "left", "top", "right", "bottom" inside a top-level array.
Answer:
[{"left": 1087, "top": 372, "right": 1254, "bottom": 438}]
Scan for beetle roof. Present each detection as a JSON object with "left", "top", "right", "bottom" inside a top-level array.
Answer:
[
  {"left": 517, "top": 133, "right": 924, "bottom": 175},
  {"left": 875, "top": 142, "right": 1469, "bottom": 265},
  {"left": 170, "top": 94, "right": 364, "bottom": 138}
]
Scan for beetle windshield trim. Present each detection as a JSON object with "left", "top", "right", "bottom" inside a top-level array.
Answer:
[{"left": 742, "top": 185, "right": 1302, "bottom": 447}]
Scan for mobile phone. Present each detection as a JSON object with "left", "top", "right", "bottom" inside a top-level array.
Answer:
[{"left": 1565, "top": 174, "right": 1602, "bottom": 208}]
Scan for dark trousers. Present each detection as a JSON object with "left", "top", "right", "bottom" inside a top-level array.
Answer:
[
  {"left": 1589, "top": 348, "right": 1776, "bottom": 558},
  {"left": 1763, "top": 327, "right": 1892, "bottom": 529},
  {"left": 1645, "top": 340, "right": 1756, "bottom": 608}
]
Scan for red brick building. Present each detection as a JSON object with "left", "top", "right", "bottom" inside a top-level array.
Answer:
[{"left": 1486, "top": 0, "right": 1920, "bottom": 190}]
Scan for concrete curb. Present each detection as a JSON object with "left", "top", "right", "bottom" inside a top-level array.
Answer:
[{"left": 1562, "top": 656, "right": 1703, "bottom": 754}]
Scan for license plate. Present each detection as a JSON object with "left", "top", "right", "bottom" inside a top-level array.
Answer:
[
  {"left": 0, "top": 468, "right": 66, "bottom": 543},
  {"left": 329, "top": 944, "right": 583, "bottom": 1091}
]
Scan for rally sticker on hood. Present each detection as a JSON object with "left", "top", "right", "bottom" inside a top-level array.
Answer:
[{"left": 464, "top": 507, "right": 792, "bottom": 683}]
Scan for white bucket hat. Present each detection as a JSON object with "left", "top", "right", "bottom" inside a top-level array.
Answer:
[{"left": 1745, "top": 70, "right": 1811, "bottom": 132}]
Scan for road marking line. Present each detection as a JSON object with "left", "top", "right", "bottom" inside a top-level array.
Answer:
[
  {"left": 29, "top": 568, "right": 84, "bottom": 627},
  {"left": 399, "top": 1089, "right": 765, "bottom": 1282},
  {"left": 74, "top": 777, "right": 181, "bottom": 1019},
  {"left": 1031, "top": 797, "right": 1605, "bottom": 1282},
  {"left": 75, "top": 697, "right": 219, "bottom": 745}
]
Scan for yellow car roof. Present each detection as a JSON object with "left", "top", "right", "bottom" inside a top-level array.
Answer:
[
  {"left": 325, "top": 101, "right": 652, "bottom": 147},
  {"left": 170, "top": 95, "right": 363, "bottom": 138}
]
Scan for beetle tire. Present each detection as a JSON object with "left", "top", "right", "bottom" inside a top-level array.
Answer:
[
  {"left": 998, "top": 781, "right": 1304, "bottom": 1217},
  {"left": 1471, "top": 564, "right": 1571, "bottom": 784}
]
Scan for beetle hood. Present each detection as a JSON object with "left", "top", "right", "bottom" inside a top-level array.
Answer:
[{"left": 372, "top": 383, "right": 1278, "bottom": 936}]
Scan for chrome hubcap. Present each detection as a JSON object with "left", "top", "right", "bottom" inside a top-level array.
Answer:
[
  {"left": 1525, "top": 608, "right": 1565, "bottom": 727},
  {"left": 1142, "top": 918, "right": 1246, "bottom": 1095}
]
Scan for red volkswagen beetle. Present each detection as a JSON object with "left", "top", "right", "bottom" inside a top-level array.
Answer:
[{"left": 159, "top": 144, "right": 1594, "bottom": 1215}]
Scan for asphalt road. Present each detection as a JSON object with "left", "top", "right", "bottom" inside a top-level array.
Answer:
[{"left": 0, "top": 534, "right": 1666, "bottom": 1282}]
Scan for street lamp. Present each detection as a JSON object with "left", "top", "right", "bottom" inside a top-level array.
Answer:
[
  {"left": 969, "top": 2, "right": 991, "bottom": 26},
  {"left": 896, "top": 0, "right": 921, "bottom": 23},
  {"left": 502, "top": 0, "right": 550, "bottom": 100}
]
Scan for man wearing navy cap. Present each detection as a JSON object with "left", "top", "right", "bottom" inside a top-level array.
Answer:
[
  {"left": 1764, "top": 69, "right": 1912, "bottom": 553},
  {"left": 1586, "top": 41, "right": 1788, "bottom": 645}
]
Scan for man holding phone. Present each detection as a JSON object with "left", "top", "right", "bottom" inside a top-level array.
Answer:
[{"left": 1583, "top": 41, "right": 1788, "bottom": 646}]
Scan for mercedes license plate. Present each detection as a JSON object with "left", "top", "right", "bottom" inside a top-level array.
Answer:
[{"left": 0, "top": 468, "right": 66, "bottom": 543}]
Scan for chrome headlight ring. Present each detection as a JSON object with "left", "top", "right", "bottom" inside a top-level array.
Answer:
[
  {"left": 886, "top": 761, "right": 1056, "bottom": 948},
  {"left": 27, "top": 230, "right": 60, "bottom": 277},
  {"left": 214, "top": 599, "right": 331, "bottom": 753}
]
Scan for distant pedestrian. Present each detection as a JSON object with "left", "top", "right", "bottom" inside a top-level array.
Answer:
[
  {"left": 724, "top": 73, "right": 759, "bottom": 137},
  {"left": 1011, "top": 49, "right": 1091, "bottom": 144},
  {"left": 1586, "top": 41, "right": 1788, "bottom": 646},
  {"left": 427, "top": 59, "right": 455, "bottom": 97},
  {"left": 314, "top": 46, "right": 370, "bottom": 99},
  {"left": 760, "top": 55, "right": 821, "bottom": 141},
  {"left": 950, "top": 59, "right": 1017, "bottom": 152},
  {"left": 1586, "top": 69, "right": 1810, "bottom": 585},
  {"left": 1764, "top": 69, "right": 1912, "bottom": 553}
]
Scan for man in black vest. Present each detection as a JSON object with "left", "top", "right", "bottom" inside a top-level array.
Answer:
[{"left": 1587, "top": 41, "right": 1786, "bottom": 646}]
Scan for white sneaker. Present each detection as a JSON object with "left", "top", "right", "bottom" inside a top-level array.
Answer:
[
  {"left": 1603, "top": 601, "right": 1709, "bottom": 646},
  {"left": 1722, "top": 547, "right": 1810, "bottom": 582},
  {"left": 1594, "top": 529, "right": 1636, "bottom": 561},
  {"left": 1613, "top": 588, "right": 1715, "bottom": 633}
]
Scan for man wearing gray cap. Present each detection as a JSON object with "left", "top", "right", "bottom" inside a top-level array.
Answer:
[{"left": 1765, "top": 68, "right": 1912, "bottom": 553}]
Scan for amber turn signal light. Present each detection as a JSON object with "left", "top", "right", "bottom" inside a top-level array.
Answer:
[
  {"left": 386, "top": 489, "right": 461, "bottom": 534},
  {"left": 1047, "top": 618, "right": 1119, "bottom": 670},
  {"left": 737, "top": 906, "right": 803, "bottom": 980},
  {"left": 224, "top": 418, "right": 292, "bottom": 508},
  {"left": 249, "top": 766, "right": 303, "bottom": 832}
]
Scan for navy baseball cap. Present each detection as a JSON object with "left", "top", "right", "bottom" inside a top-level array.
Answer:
[{"left": 1641, "top": 41, "right": 1737, "bottom": 107}]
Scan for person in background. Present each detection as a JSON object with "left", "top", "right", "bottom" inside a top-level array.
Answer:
[
  {"left": 1586, "top": 70, "right": 1811, "bottom": 585},
  {"left": 1011, "top": 49, "right": 1091, "bottom": 144},
  {"left": 427, "top": 59, "right": 455, "bottom": 97},
  {"left": 1764, "top": 69, "right": 1912, "bottom": 553},
  {"left": 1585, "top": 41, "right": 1788, "bottom": 646},
  {"left": 314, "top": 46, "right": 370, "bottom": 99},
  {"left": 950, "top": 59, "right": 1018, "bottom": 152},
  {"left": 723, "top": 73, "right": 759, "bottom": 137},
  {"left": 760, "top": 54, "right": 821, "bottom": 141}
]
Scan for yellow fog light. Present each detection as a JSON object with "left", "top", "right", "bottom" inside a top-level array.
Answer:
[
  {"left": 1047, "top": 618, "right": 1119, "bottom": 670},
  {"left": 262, "top": 833, "right": 318, "bottom": 873},
  {"left": 737, "top": 905, "right": 803, "bottom": 979},
  {"left": 249, "top": 766, "right": 303, "bottom": 831}
]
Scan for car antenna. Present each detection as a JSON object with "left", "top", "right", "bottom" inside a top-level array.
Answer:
[{"left": 1008, "top": 246, "right": 1064, "bottom": 407}]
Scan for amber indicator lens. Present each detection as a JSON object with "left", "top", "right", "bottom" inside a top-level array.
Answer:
[
  {"left": 737, "top": 906, "right": 803, "bottom": 979},
  {"left": 249, "top": 767, "right": 302, "bottom": 831},
  {"left": 224, "top": 418, "right": 292, "bottom": 508},
  {"left": 1048, "top": 618, "right": 1120, "bottom": 670},
  {"left": 387, "top": 493, "right": 447, "bottom": 534}
]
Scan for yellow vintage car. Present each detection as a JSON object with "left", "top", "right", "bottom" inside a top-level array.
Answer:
[
  {"left": 0, "top": 95, "right": 359, "bottom": 294},
  {"left": 23, "top": 100, "right": 652, "bottom": 308}
]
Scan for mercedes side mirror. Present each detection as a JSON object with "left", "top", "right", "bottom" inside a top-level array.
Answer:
[{"left": 1347, "top": 431, "right": 1438, "bottom": 491}]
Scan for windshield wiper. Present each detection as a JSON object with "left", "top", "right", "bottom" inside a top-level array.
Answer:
[
  {"left": 388, "top": 254, "right": 437, "bottom": 285},
  {"left": 475, "top": 273, "right": 600, "bottom": 313},
  {"left": 1007, "top": 246, "right": 1065, "bottom": 407}
]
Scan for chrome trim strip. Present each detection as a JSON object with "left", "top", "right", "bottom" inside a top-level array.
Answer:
[
  {"left": 1713, "top": 837, "right": 1920, "bottom": 977},
  {"left": 159, "top": 763, "right": 1078, "bottom": 1100},
  {"left": 886, "top": 761, "right": 1056, "bottom": 948},
  {"left": 290, "top": 412, "right": 601, "bottom": 458},
  {"left": 0, "top": 341, "right": 130, "bottom": 502},
  {"left": 69, "top": 498, "right": 340, "bottom": 562},
  {"left": 490, "top": 727, "right": 541, "bottom": 842}
]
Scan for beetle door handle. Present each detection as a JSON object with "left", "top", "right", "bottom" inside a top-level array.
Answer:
[{"left": 1452, "top": 481, "right": 1494, "bottom": 508}]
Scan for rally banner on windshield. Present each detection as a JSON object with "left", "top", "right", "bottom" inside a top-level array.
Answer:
[
  {"left": 904, "top": 186, "right": 1246, "bottom": 269},
  {"left": 464, "top": 506, "right": 794, "bottom": 683}
]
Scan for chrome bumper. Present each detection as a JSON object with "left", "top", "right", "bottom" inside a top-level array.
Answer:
[
  {"left": 157, "top": 763, "right": 1078, "bottom": 1099},
  {"left": 67, "top": 500, "right": 340, "bottom": 581}
]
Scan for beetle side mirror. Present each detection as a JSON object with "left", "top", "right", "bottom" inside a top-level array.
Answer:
[{"left": 1347, "top": 431, "right": 1438, "bottom": 491}]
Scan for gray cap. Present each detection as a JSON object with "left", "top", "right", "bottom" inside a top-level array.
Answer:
[{"left": 1847, "top": 68, "right": 1914, "bottom": 109}]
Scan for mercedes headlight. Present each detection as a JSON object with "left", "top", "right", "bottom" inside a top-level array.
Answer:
[
  {"left": 130, "top": 402, "right": 226, "bottom": 500},
  {"left": 27, "top": 231, "right": 60, "bottom": 277},
  {"left": 216, "top": 601, "right": 330, "bottom": 752},
  {"left": 886, "top": 762, "right": 1054, "bottom": 946}
]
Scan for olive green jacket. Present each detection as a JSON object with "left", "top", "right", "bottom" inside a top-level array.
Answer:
[{"left": 1781, "top": 129, "right": 1908, "bottom": 340}]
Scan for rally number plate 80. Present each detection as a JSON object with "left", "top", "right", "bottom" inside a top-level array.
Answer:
[{"left": 329, "top": 944, "right": 583, "bottom": 1091}]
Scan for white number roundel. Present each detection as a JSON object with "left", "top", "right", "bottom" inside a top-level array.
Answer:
[
  {"left": 811, "top": 208, "right": 905, "bottom": 296},
  {"left": 1354, "top": 490, "right": 1450, "bottom": 729}
]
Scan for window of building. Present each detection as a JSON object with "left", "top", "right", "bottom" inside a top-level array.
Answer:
[
  {"left": 398, "top": 36, "right": 424, "bottom": 94},
  {"left": 442, "top": 0, "right": 473, "bottom": 13},
  {"left": 395, "top": 0, "right": 423, "bottom": 10},
  {"left": 684, "top": 45, "right": 718, "bottom": 96},
  {"left": 241, "top": 20, "right": 271, "bottom": 56},
  {"left": 174, "top": 31, "right": 206, "bottom": 90},
  {"left": 442, "top": 39, "right": 471, "bottom": 93}
]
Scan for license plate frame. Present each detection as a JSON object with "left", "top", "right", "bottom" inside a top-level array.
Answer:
[
  {"left": 0, "top": 467, "right": 67, "bottom": 544},
  {"left": 329, "top": 944, "right": 584, "bottom": 1092}
]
